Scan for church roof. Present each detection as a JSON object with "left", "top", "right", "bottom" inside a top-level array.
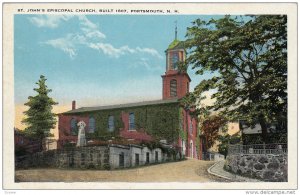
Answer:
[
  {"left": 167, "top": 39, "right": 185, "bottom": 50},
  {"left": 62, "top": 98, "right": 179, "bottom": 114}
]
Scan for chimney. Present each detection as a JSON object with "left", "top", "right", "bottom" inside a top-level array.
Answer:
[{"left": 72, "top": 100, "right": 76, "bottom": 110}]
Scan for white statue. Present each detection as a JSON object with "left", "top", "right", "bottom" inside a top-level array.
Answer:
[{"left": 76, "top": 121, "right": 87, "bottom": 147}]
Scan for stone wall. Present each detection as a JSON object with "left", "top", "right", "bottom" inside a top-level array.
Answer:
[
  {"left": 16, "top": 144, "right": 180, "bottom": 170},
  {"left": 224, "top": 154, "right": 287, "bottom": 182},
  {"left": 16, "top": 146, "right": 110, "bottom": 170}
]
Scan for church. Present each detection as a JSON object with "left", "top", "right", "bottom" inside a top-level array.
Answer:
[{"left": 57, "top": 36, "right": 202, "bottom": 160}]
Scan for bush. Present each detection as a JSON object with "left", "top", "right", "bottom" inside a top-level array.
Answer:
[{"left": 15, "top": 146, "right": 28, "bottom": 156}]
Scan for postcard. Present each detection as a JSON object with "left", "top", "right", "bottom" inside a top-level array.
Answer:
[{"left": 2, "top": 2, "right": 298, "bottom": 191}]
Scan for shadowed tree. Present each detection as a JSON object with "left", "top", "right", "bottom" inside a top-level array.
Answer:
[{"left": 184, "top": 15, "right": 287, "bottom": 143}]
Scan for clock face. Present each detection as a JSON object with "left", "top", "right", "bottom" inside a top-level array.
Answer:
[{"left": 171, "top": 53, "right": 179, "bottom": 69}]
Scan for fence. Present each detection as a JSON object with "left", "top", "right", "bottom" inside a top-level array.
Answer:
[{"left": 228, "top": 143, "right": 287, "bottom": 156}]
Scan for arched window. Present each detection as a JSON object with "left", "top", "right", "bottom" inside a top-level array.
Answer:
[
  {"left": 108, "top": 115, "right": 115, "bottom": 132},
  {"left": 189, "top": 118, "right": 193, "bottom": 134},
  {"left": 170, "top": 79, "right": 177, "bottom": 97},
  {"left": 71, "top": 118, "right": 77, "bottom": 135},
  {"left": 88, "top": 117, "right": 96, "bottom": 133},
  {"left": 129, "top": 113, "right": 135, "bottom": 130}
]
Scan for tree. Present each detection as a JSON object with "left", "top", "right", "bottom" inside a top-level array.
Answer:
[
  {"left": 201, "top": 115, "right": 226, "bottom": 150},
  {"left": 22, "top": 75, "right": 58, "bottom": 144},
  {"left": 184, "top": 15, "right": 287, "bottom": 143}
]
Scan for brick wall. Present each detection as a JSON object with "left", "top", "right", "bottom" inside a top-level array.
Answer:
[
  {"left": 58, "top": 114, "right": 89, "bottom": 149},
  {"left": 162, "top": 72, "right": 190, "bottom": 100}
]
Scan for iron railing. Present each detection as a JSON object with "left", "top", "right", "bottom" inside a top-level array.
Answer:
[{"left": 228, "top": 143, "right": 287, "bottom": 156}]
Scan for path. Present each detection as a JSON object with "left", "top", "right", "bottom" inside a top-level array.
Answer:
[{"left": 208, "top": 160, "right": 261, "bottom": 182}]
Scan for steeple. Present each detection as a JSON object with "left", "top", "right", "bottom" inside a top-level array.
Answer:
[{"left": 161, "top": 27, "right": 191, "bottom": 100}]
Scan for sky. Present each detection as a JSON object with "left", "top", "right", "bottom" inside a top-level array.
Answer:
[{"left": 14, "top": 14, "right": 224, "bottom": 131}]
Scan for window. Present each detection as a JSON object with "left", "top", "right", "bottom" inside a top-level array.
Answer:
[
  {"left": 71, "top": 118, "right": 77, "bottom": 135},
  {"left": 170, "top": 79, "right": 177, "bottom": 97},
  {"left": 108, "top": 115, "right": 115, "bottom": 132},
  {"left": 88, "top": 117, "right": 95, "bottom": 133},
  {"left": 189, "top": 118, "right": 193, "bottom": 134},
  {"left": 129, "top": 113, "right": 135, "bottom": 130},
  {"left": 171, "top": 52, "right": 179, "bottom": 70}
]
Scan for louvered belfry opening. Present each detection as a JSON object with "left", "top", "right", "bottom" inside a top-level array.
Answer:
[{"left": 170, "top": 79, "right": 177, "bottom": 97}]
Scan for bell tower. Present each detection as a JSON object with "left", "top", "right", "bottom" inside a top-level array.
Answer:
[{"left": 162, "top": 26, "right": 191, "bottom": 100}]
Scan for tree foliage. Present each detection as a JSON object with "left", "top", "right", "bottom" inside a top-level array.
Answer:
[
  {"left": 201, "top": 115, "right": 226, "bottom": 150},
  {"left": 22, "top": 75, "right": 58, "bottom": 141},
  {"left": 184, "top": 15, "right": 287, "bottom": 143}
]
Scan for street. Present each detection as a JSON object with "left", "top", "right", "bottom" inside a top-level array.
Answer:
[{"left": 15, "top": 159, "right": 228, "bottom": 182}]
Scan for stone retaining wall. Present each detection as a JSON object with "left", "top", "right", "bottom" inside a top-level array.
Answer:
[
  {"left": 224, "top": 154, "right": 287, "bottom": 182},
  {"left": 16, "top": 146, "right": 110, "bottom": 169},
  {"left": 16, "top": 144, "right": 181, "bottom": 170}
]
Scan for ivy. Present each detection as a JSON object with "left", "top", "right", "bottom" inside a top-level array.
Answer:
[
  {"left": 65, "top": 102, "right": 180, "bottom": 143},
  {"left": 179, "top": 129, "right": 187, "bottom": 141},
  {"left": 178, "top": 107, "right": 187, "bottom": 141}
]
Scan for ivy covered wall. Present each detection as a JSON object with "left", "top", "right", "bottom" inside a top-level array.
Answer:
[{"left": 62, "top": 102, "right": 181, "bottom": 143}]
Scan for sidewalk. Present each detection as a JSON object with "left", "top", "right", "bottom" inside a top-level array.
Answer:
[{"left": 208, "top": 160, "right": 261, "bottom": 182}]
